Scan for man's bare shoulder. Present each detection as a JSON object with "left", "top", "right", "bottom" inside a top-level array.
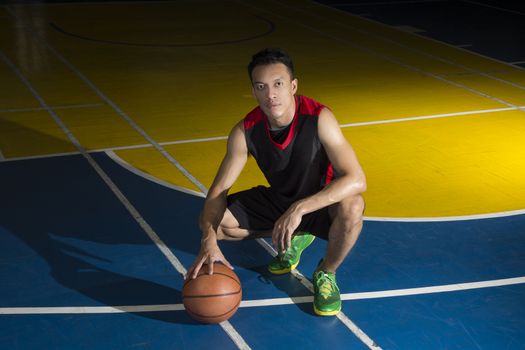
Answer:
[
  {"left": 226, "top": 119, "right": 248, "bottom": 154},
  {"left": 318, "top": 107, "right": 345, "bottom": 141},
  {"left": 318, "top": 106, "right": 339, "bottom": 125}
]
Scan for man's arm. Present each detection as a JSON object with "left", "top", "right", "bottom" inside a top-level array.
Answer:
[
  {"left": 187, "top": 121, "right": 248, "bottom": 279},
  {"left": 272, "top": 108, "right": 367, "bottom": 251}
]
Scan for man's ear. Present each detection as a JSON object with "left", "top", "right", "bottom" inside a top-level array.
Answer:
[{"left": 291, "top": 78, "right": 298, "bottom": 94}]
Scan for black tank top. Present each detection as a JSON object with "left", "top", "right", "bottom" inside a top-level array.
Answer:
[{"left": 243, "top": 95, "right": 334, "bottom": 203}]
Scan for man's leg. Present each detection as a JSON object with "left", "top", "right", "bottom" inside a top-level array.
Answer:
[
  {"left": 215, "top": 209, "right": 271, "bottom": 241},
  {"left": 320, "top": 194, "right": 365, "bottom": 272},
  {"left": 313, "top": 194, "right": 364, "bottom": 316},
  {"left": 216, "top": 207, "right": 315, "bottom": 274}
]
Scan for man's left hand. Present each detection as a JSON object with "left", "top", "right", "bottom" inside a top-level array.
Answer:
[{"left": 272, "top": 205, "right": 303, "bottom": 253}]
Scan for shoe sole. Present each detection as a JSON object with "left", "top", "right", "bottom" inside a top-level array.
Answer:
[
  {"left": 313, "top": 304, "right": 341, "bottom": 316},
  {"left": 267, "top": 261, "right": 299, "bottom": 275},
  {"left": 267, "top": 234, "right": 316, "bottom": 275}
]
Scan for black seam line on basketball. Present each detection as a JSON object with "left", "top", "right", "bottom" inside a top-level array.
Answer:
[
  {"left": 49, "top": 15, "right": 275, "bottom": 48},
  {"left": 183, "top": 272, "right": 241, "bottom": 287},
  {"left": 183, "top": 290, "right": 241, "bottom": 299},
  {"left": 185, "top": 300, "right": 242, "bottom": 319}
]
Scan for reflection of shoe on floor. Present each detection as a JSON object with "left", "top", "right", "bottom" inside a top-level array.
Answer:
[
  {"left": 313, "top": 262, "right": 341, "bottom": 316},
  {"left": 267, "top": 232, "right": 316, "bottom": 275}
]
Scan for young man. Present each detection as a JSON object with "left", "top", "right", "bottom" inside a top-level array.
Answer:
[{"left": 187, "top": 48, "right": 366, "bottom": 316}]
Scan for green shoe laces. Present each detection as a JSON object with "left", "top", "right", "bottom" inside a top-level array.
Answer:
[
  {"left": 315, "top": 271, "right": 339, "bottom": 299},
  {"left": 280, "top": 233, "right": 313, "bottom": 261}
]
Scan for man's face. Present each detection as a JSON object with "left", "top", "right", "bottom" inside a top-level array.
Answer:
[{"left": 251, "top": 63, "right": 298, "bottom": 125}]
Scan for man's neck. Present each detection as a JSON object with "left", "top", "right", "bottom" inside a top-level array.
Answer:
[{"left": 266, "top": 99, "right": 296, "bottom": 129}]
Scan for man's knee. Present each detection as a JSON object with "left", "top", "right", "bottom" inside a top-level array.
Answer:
[
  {"left": 333, "top": 195, "right": 365, "bottom": 229},
  {"left": 217, "top": 209, "right": 242, "bottom": 240},
  {"left": 199, "top": 209, "right": 240, "bottom": 241}
]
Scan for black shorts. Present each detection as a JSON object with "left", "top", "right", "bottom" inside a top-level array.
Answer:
[{"left": 227, "top": 186, "right": 332, "bottom": 240}]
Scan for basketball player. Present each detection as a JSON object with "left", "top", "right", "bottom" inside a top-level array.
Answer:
[{"left": 187, "top": 48, "right": 366, "bottom": 316}]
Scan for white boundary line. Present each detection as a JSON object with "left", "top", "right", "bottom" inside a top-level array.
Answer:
[
  {"left": 2, "top": 151, "right": 81, "bottom": 162},
  {"left": 331, "top": 0, "right": 446, "bottom": 6},
  {"left": 339, "top": 105, "right": 524, "bottom": 127},
  {"left": 3, "top": 275, "right": 524, "bottom": 315},
  {"left": 461, "top": 0, "right": 525, "bottom": 16},
  {"left": 2, "top": 104, "right": 522, "bottom": 163},
  {"left": 0, "top": 103, "right": 104, "bottom": 114},
  {"left": 0, "top": 304, "right": 185, "bottom": 315},
  {"left": 105, "top": 150, "right": 205, "bottom": 198},
  {"left": 160, "top": 135, "right": 229, "bottom": 145},
  {"left": 365, "top": 208, "right": 525, "bottom": 222}
]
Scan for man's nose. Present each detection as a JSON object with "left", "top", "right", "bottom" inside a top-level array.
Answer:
[{"left": 266, "top": 86, "right": 276, "bottom": 99}]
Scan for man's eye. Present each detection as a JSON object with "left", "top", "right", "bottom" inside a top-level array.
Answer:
[
  {"left": 275, "top": 81, "right": 283, "bottom": 87},
  {"left": 257, "top": 84, "right": 265, "bottom": 90}
]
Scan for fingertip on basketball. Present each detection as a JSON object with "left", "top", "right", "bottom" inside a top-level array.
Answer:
[{"left": 182, "top": 263, "right": 242, "bottom": 324}]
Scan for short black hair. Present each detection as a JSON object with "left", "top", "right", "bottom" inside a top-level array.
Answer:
[{"left": 247, "top": 48, "right": 295, "bottom": 82}]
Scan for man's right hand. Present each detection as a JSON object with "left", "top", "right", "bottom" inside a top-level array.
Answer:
[{"left": 186, "top": 237, "right": 233, "bottom": 280}]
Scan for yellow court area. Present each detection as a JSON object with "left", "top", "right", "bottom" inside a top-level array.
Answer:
[{"left": 1, "top": 0, "right": 524, "bottom": 218}]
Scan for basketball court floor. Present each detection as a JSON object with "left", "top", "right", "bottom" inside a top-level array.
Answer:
[{"left": 1, "top": 0, "right": 524, "bottom": 348}]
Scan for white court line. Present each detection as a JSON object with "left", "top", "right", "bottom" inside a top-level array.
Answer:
[
  {"left": 339, "top": 105, "right": 524, "bottom": 128},
  {"left": 3, "top": 275, "right": 524, "bottom": 315},
  {"left": 0, "top": 103, "right": 104, "bottom": 114},
  {"left": 160, "top": 135, "right": 229, "bottom": 146},
  {"left": 39, "top": 0, "right": 184, "bottom": 5},
  {"left": 105, "top": 150, "right": 205, "bottom": 198},
  {"left": 2, "top": 104, "right": 521, "bottom": 163},
  {"left": 365, "top": 208, "right": 525, "bottom": 222},
  {"left": 0, "top": 304, "right": 185, "bottom": 315},
  {"left": 0, "top": 149, "right": 5, "bottom": 161},
  {"left": 462, "top": 0, "right": 525, "bottom": 16},
  {"left": 511, "top": 61, "right": 525, "bottom": 65},
  {"left": 2, "top": 151, "right": 81, "bottom": 162},
  {"left": 332, "top": 0, "right": 446, "bottom": 6}
]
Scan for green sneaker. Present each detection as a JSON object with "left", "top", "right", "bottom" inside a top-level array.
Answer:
[
  {"left": 313, "top": 267, "right": 341, "bottom": 316},
  {"left": 267, "top": 232, "right": 315, "bottom": 275}
]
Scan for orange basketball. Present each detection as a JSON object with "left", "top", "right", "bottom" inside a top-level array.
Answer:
[{"left": 182, "top": 263, "right": 242, "bottom": 324}]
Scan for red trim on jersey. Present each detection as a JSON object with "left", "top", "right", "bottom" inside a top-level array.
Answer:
[
  {"left": 244, "top": 107, "right": 264, "bottom": 130},
  {"left": 263, "top": 101, "right": 300, "bottom": 150},
  {"left": 299, "top": 94, "right": 325, "bottom": 117},
  {"left": 325, "top": 163, "right": 334, "bottom": 185},
  {"left": 243, "top": 95, "right": 326, "bottom": 150}
]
